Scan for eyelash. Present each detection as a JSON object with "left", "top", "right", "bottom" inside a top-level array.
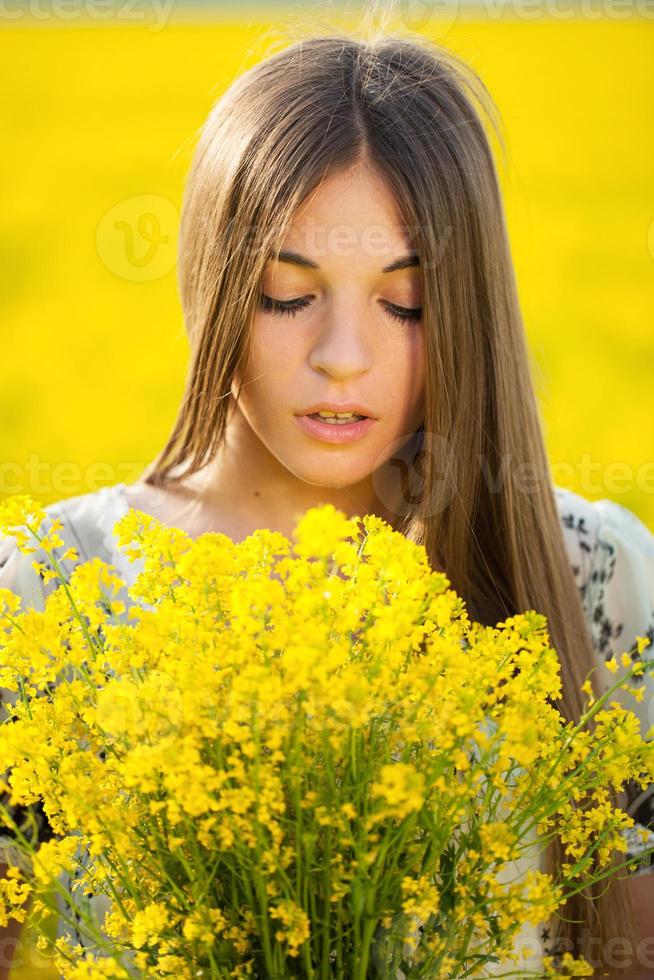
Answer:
[{"left": 258, "top": 293, "right": 422, "bottom": 324}]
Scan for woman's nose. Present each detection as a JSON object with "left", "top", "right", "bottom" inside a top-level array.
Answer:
[{"left": 307, "top": 301, "right": 374, "bottom": 380}]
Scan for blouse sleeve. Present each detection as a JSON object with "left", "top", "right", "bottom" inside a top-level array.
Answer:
[{"left": 577, "top": 497, "right": 654, "bottom": 876}]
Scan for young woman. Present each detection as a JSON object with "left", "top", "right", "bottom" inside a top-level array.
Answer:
[{"left": 2, "top": 28, "right": 654, "bottom": 978}]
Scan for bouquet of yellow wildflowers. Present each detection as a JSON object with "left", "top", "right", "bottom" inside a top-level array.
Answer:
[{"left": 1, "top": 494, "right": 654, "bottom": 979}]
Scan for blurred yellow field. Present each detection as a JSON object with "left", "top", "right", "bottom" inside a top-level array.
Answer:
[
  {"left": 0, "top": 11, "right": 652, "bottom": 531},
  {"left": 0, "top": 13, "right": 652, "bottom": 978}
]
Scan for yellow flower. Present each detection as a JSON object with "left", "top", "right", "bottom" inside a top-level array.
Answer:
[
  {"left": 479, "top": 821, "right": 516, "bottom": 864},
  {"left": 0, "top": 495, "right": 46, "bottom": 538},
  {"left": 370, "top": 762, "right": 425, "bottom": 820},
  {"left": 130, "top": 902, "right": 171, "bottom": 949},
  {"left": 1, "top": 500, "right": 650, "bottom": 977},
  {"left": 269, "top": 898, "right": 310, "bottom": 957}
]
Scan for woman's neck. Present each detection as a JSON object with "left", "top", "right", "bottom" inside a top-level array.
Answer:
[
  {"left": 133, "top": 407, "right": 408, "bottom": 544},
  {"left": 183, "top": 407, "right": 403, "bottom": 542}
]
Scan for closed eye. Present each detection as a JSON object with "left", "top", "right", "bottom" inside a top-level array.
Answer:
[
  {"left": 382, "top": 301, "right": 422, "bottom": 324},
  {"left": 258, "top": 293, "right": 422, "bottom": 324},
  {"left": 259, "top": 294, "right": 312, "bottom": 317}
]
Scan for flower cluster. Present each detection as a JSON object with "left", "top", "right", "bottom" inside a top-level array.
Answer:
[{"left": 1, "top": 495, "right": 653, "bottom": 978}]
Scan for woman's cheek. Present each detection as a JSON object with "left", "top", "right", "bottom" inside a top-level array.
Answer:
[
  {"left": 251, "top": 317, "right": 298, "bottom": 368},
  {"left": 391, "top": 332, "right": 424, "bottom": 414}
]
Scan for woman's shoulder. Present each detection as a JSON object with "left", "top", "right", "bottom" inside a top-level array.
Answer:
[
  {"left": 553, "top": 484, "right": 602, "bottom": 591},
  {"left": 0, "top": 483, "right": 130, "bottom": 611},
  {"left": 52, "top": 482, "right": 130, "bottom": 553},
  {"left": 553, "top": 483, "right": 654, "bottom": 659},
  {"left": 552, "top": 491, "right": 654, "bottom": 873}
]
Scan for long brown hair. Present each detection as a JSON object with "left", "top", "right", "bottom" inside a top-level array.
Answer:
[{"left": 140, "top": 25, "right": 638, "bottom": 971}]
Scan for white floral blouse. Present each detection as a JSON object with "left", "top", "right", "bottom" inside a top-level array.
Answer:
[
  {"left": 1, "top": 481, "right": 654, "bottom": 968},
  {"left": 553, "top": 490, "right": 654, "bottom": 855}
]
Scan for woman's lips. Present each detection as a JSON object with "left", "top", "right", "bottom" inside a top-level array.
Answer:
[{"left": 295, "top": 413, "right": 376, "bottom": 444}]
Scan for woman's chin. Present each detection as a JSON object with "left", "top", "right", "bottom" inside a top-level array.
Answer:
[{"left": 285, "top": 457, "right": 374, "bottom": 491}]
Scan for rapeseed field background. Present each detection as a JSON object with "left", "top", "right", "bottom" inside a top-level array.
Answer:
[
  {"left": 1, "top": 10, "right": 652, "bottom": 529},
  {"left": 0, "top": 10, "right": 652, "bottom": 976}
]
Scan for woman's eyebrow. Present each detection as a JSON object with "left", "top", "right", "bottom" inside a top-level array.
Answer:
[{"left": 273, "top": 249, "right": 420, "bottom": 273}]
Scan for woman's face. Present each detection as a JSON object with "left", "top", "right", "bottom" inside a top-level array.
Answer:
[{"left": 232, "top": 161, "right": 425, "bottom": 493}]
